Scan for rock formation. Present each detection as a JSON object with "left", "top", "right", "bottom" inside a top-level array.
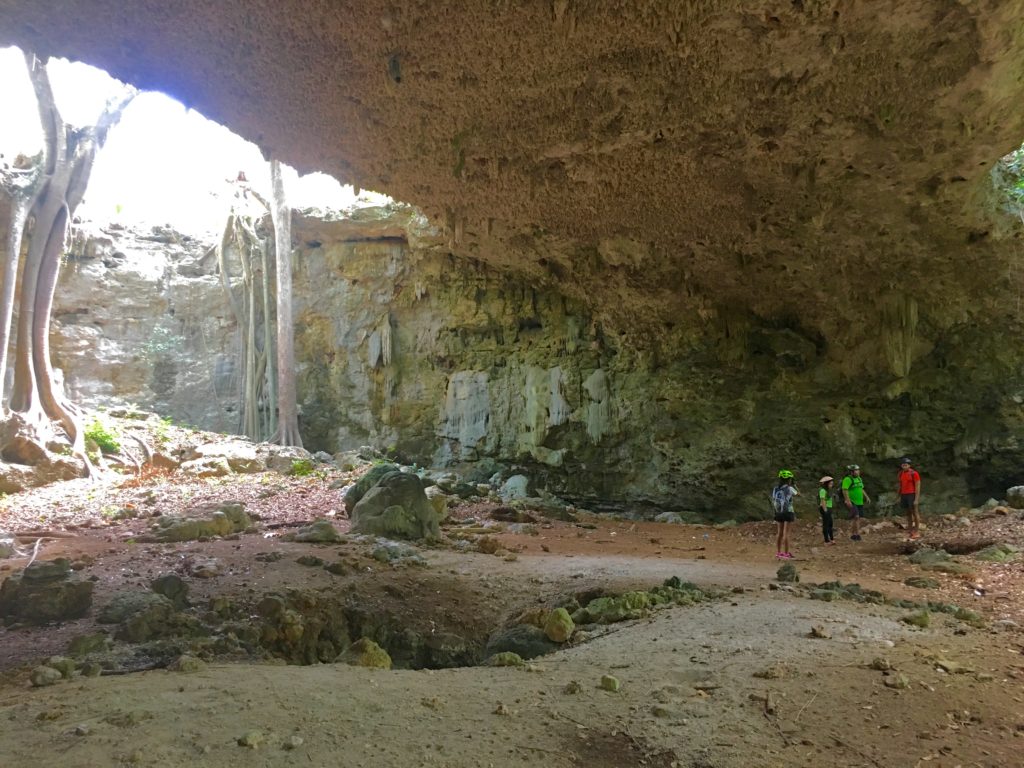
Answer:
[{"left": 4, "top": 2, "right": 1024, "bottom": 514}]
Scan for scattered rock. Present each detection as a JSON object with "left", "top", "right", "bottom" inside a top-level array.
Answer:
[
  {"left": 168, "top": 655, "right": 205, "bottom": 673},
  {"left": 563, "top": 680, "right": 583, "bottom": 694},
  {"left": 599, "top": 674, "right": 621, "bottom": 692},
  {"left": 30, "top": 666, "right": 63, "bottom": 687},
  {"left": 350, "top": 472, "right": 440, "bottom": 541},
  {"left": 904, "top": 576, "right": 940, "bottom": 589},
  {"left": 237, "top": 730, "right": 264, "bottom": 749},
  {"left": 0, "top": 558, "right": 93, "bottom": 625},
  {"left": 809, "top": 589, "right": 839, "bottom": 602},
  {"left": 908, "top": 548, "right": 951, "bottom": 566},
  {"left": 499, "top": 474, "right": 530, "bottom": 501},
  {"left": 809, "top": 625, "right": 831, "bottom": 639},
  {"left": 296, "top": 555, "right": 324, "bottom": 567},
  {"left": 337, "top": 638, "right": 392, "bottom": 669},
  {"left": 282, "top": 734, "right": 304, "bottom": 750},
  {"left": 46, "top": 656, "right": 76, "bottom": 679},
  {"left": 99, "top": 592, "right": 173, "bottom": 624},
  {"left": 883, "top": 672, "right": 910, "bottom": 689},
  {"left": 543, "top": 607, "right": 575, "bottom": 643},
  {"left": 974, "top": 543, "right": 1019, "bottom": 563},
  {"left": 484, "top": 624, "right": 560, "bottom": 660},
  {"left": 342, "top": 463, "right": 400, "bottom": 513},
  {"left": 869, "top": 658, "right": 893, "bottom": 671},
  {"left": 185, "top": 556, "right": 222, "bottom": 579},
  {"left": 935, "top": 659, "right": 973, "bottom": 675},
  {"left": 255, "top": 551, "right": 285, "bottom": 562},
  {"left": 1005, "top": 486, "right": 1024, "bottom": 508},
  {"left": 476, "top": 536, "right": 501, "bottom": 555},
  {"left": 289, "top": 520, "right": 342, "bottom": 543},
  {"left": 186, "top": 442, "right": 263, "bottom": 473},
  {"left": 148, "top": 501, "right": 251, "bottom": 542},
  {"left": 753, "top": 663, "right": 789, "bottom": 680},
  {"left": 323, "top": 561, "right": 349, "bottom": 575},
  {"left": 424, "top": 485, "right": 450, "bottom": 522},
  {"left": 776, "top": 563, "right": 799, "bottom": 583},
  {"left": 150, "top": 574, "right": 189, "bottom": 608}
]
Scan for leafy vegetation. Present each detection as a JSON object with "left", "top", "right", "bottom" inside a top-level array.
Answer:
[
  {"left": 995, "top": 142, "right": 1024, "bottom": 217},
  {"left": 289, "top": 458, "right": 316, "bottom": 477},
  {"left": 85, "top": 417, "right": 121, "bottom": 454}
]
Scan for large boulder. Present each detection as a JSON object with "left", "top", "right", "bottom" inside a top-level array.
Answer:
[
  {"left": 350, "top": 471, "right": 440, "bottom": 541},
  {"left": 1006, "top": 486, "right": 1024, "bottom": 508},
  {"left": 0, "top": 558, "right": 94, "bottom": 625},
  {"left": 147, "top": 500, "right": 251, "bottom": 542},
  {"left": 484, "top": 624, "right": 560, "bottom": 660},
  {"left": 342, "top": 463, "right": 400, "bottom": 513},
  {"left": 183, "top": 442, "right": 263, "bottom": 473}
]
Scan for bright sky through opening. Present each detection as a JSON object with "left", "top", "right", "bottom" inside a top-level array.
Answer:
[{"left": 0, "top": 47, "right": 388, "bottom": 238}]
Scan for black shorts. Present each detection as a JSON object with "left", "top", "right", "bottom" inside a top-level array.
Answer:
[
  {"left": 900, "top": 493, "right": 917, "bottom": 510},
  {"left": 774, "top": 511, "right": 795, "bottom": 523},
  {"left": 847, "top": 503, "right": 864, "bottom": 519}
]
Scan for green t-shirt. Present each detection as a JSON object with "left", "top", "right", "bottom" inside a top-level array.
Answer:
[
  {"left": 842, "top": 475, "right": 865, "bottom": 505},
  {"left": 818, "top": 487, "right": 833, "bottom": 509}
]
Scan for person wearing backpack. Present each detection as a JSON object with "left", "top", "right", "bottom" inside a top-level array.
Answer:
[
  {"left": 841, "top": 464, "right": 871, "bottom": 541},
  {"left": 771, "top": 470, "right": 799, "bottom": 559},
  {"left": 897, "top": 457, "right": 922, "bottom": 541},
  {"left": 818, "top": 476, "right": 836, "bottom": 545}
]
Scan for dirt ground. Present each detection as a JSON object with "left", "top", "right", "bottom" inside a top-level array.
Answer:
[{"left": 1, "top": 464, "right": 1023, "bottom": 767}]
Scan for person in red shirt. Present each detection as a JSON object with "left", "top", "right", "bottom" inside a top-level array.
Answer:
[{"left": 897, "top": 457, "right": 922, "bottom": 540}]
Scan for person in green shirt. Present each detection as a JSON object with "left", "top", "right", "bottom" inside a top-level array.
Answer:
[
  {"left": 841, "top": 464, "right": 872, "bottom": 541},
  {"left": 818, "top": 476, "right": 836, "bottom": 545}
]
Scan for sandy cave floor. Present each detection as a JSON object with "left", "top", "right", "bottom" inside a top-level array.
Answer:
[{"left": 0, "top": 465, "right": 1023, "bottom": 767}]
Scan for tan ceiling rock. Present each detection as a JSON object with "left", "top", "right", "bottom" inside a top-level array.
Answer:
[{"left": 3, "top": 1, "right": 1024, "bottom": 335}]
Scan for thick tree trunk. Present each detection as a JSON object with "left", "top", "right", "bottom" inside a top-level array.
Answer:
[
  {"left": 269, "top": 159, "right": 302, "bottom": 447},
  {"left": 0, "top": 51, "right": 134, "bottom": 469}
]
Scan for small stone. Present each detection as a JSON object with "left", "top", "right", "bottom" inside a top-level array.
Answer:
[
  {"left": 563, "top": 680, "right": 583, "bottom": 694},
  {"left": 238, "top": 730, "right": 263, "bottom": 748},
  {"left": 323, "top": 561, "right": 349, "bottom": 575},
  {"left": 296, "top": 555, "right": 324, "bottom": 567},
  {"left": 337, "top": 638, "right": 392, "bottom": 669},
  {"left": 651, "top": 705, "right": 677, "bottom": 718},
  {"left": 67, "top": 632, "right": 111, "bottom": 658},
  {"left": 869, "top": 657, "right": 893, "bottom": 671},
  {"left": 493, "top": 702, "right": 512, "bottom": 716},
  {"left": 74, "top": 724, "right": 90, "bottom": 736},
  {"left": 935, "top": 659, "right": 971, "bottom": 675},
  {"left": 543, "top": 607, "right": 575, "bottom": 643},
  {"left": 809, "top": 625, "right": 831, "bottom": 639},
  {"left": 46, "top": 656, "right": 76, "bottom": 679},
  {"left": 599, "top": 674, "right": 621, "bottom": 692},
  {"left": 904, "top": 576, "right": 940, "bottom": 590},
  {"left": 30, "top": 666, "right": 63, "bottom": 687},
  {"left": 80, "top": 663, "right": 103, "bottom": 678},
  {"left": 883, "top": 672, "right": 910, "bottom": 689},
  {"left": 282, "top": 734, "right": 304, "bottom": 750},
  {"left": 753, "top": 663, "right": 788, "bottom": 679},
  {"left": 776, "top": 563, "right": 799, "bottom": 583}
]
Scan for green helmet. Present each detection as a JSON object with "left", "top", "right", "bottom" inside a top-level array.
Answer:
[{"left": 777, "top": 469, "right": 794, "bottom": 479}]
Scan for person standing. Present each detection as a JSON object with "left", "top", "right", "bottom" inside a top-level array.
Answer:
[
  {"left": 771, "top": 470, "right": 799, "bottom": 559},
  {"left": 841, "top": 464, "right": 871, "bottom": 541},
  {"left": 897, "top": 457, "right": 922, "bottom": 540},
  {"left": 818, "top": 476, "right": 836, "bottom": 545}
]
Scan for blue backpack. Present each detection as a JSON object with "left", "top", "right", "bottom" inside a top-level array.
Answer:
[{"left": 770, "top": 484, "right": 790, "bottom": 515}]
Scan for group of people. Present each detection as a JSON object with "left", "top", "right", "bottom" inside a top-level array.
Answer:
[{"left": 770, "top": 458, "right": 922, "bottom": 560}]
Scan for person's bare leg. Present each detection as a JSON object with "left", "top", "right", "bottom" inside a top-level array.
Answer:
[
  {"left": 776, "top": 523, "right": 784, "bottom": 555},
  {"left": 782, "top": 522, "right": 791, "bottom": 554}
]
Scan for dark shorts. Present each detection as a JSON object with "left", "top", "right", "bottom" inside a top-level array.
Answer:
[
  {"left": 774, "top": 511, "right": 795, "bottom": 524},
  {"left": 847, "top": 503, "right": 864, "bottom": 519},
  {"left": 900, "top": 493, "right": 917, "bottom": 510}
]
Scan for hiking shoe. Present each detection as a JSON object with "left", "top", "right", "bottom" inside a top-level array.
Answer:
[
  {"left": 908, "top": 531, "right": 921, "bottom": 541},
  {"left": 850, "top": 534, "right": 862, "bottom": 541}
]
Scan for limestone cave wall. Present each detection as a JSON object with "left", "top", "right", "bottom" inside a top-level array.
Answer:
[{"left": 51, "top": 207, "right": 1024, "bottom": 518}]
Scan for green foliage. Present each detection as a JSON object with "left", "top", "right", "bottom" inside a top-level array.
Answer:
[
  {"left": 995, "top": 142, "right": 1024, "bottom": 215},
  {"left": 140, "top": 326, "right": 185, "bottom": 361},
  {"left": 289, "top": 458, "right": 316, "bottom": 476},
  {"left": 153, "top": 416, "right": 173, "bottom": 447},
  {"left": 85, "top": 417, "right": 121, "bottom": 454}
]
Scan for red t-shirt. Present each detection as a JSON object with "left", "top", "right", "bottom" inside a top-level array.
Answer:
[{"left": 898, "top": 469, "right": 920, "bottom": 495}]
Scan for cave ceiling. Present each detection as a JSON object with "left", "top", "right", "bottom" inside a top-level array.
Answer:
[{"left": 2, "top": 1, "right": 1024, "bottom": 337}]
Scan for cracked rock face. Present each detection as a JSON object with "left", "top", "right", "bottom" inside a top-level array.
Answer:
[{"left": 6, "top": 2, "right": 1024, "bottom": 511}]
